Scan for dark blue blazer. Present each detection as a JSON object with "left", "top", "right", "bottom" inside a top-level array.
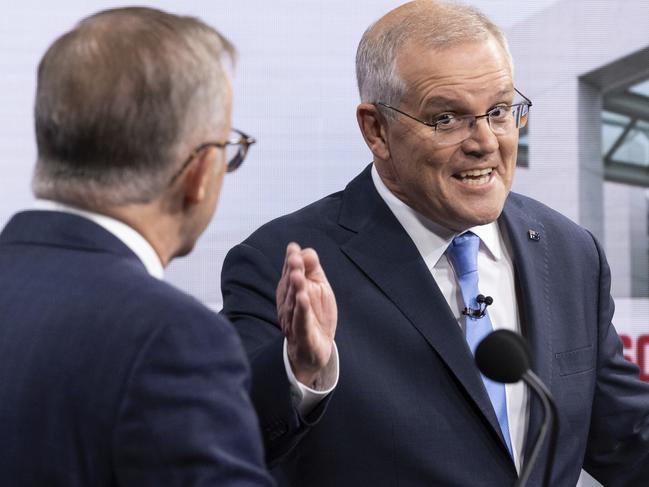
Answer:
[
  {"left": 222, "top": 165, "right": 649, "bottom": 486},
  {"left": 0, "top": 210, "right": 274, "bottom": 486}
]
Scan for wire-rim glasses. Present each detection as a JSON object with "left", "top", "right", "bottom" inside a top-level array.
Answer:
[
  {"left": 169, "top": 128, "right": 256, "bottom": 184},
  {"left": 377, "top": 88, "right": 532, "bottom": 147}
]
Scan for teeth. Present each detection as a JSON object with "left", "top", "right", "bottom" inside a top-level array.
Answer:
[
  {"left": 464, "top": 175, "right": 490, "bottom": 185},
  {"left": 458, "top": 168, "right": 493, "bottom": 178}
]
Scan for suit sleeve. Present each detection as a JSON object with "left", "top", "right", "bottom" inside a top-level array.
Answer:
[
  {"left": 221, "top": 242, "right": 331, "bottom": 466},
  {"left": 583, "top": 234, "right": 649, "bottom": 486},
  {"left": 112, "top": 309, "right": 274, "bottom": 486}
]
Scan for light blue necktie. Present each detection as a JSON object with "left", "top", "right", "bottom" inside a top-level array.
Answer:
[{"left": 446, "top": 232, "right": 513, "bottom": 457}]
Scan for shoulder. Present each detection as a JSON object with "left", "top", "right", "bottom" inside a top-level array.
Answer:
[
  {"left": 109, "top": 272, "right": 249, "bottom": 399},
  {"left": 228, "top": 189, "right": 346, "bottom": 265},
  {"left": 254, "top": 190, "right": 344, "bottom": 241},
  {"left": 100, "top": 263, "right": 237, "bottom": 345},
  {"left": 143, "top": 275, "right": 228, "bottom": 325},
  {"left": 506, "top": 192, "right": 597, "bottom": 242},
  {"left": 230, "top": 166, "right": 376, "bottom": 260},
  {"left": 505, "top": 192, "right": 601, "bottom": 256},
  {"left": 506, "top": 192, "right": 575, "bottom": 225}
]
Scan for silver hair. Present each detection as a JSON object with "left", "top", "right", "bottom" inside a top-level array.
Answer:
[
  {"left": 33, "top": 7, "right": 235, "bottom": 208},
  {"left": 355, "top": 0, "right": 513, "bottom": 113}
]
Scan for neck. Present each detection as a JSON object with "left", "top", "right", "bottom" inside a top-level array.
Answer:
[{"left": 98, "top": 202, "right": 180, "bottom": 267}]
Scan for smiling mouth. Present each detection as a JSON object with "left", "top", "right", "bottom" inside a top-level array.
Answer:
[{"left": 453, "top": 168, "right": 493, "bottom": 186}]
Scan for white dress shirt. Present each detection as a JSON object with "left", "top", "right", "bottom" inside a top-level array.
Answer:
[
  {"left": 283, "top": 339, "right": 339, "bottom": 415},
  {"left": 33, "top": 199, "right": 164, "bottom": 279},
  {"left": 370, "top": 165, "right": 529, "bottom": 471}
]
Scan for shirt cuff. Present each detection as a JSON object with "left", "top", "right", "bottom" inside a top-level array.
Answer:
[{"left": 283, "top": 338, "right": 339, "bottom": 417}]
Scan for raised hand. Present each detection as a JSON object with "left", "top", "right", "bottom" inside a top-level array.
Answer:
[{"left": 276, "top": 242, "right": 337, "bottom": 388}]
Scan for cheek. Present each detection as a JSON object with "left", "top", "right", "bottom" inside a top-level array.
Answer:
[
  {"left": 422, "top": 150, "right": 457, "bottom": 185},
  {"left": 500, "top": 135, "right": 519, "bottom": 168},
  {"left": 390, "top": 134, "right": 454, "bottom": 186}
]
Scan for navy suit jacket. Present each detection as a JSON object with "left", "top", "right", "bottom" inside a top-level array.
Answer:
[
  {"left": 222, "top": 165, "right": 649, "bottom": 486},
  {"left": 0, "top": 210, "right": 274, "bottom": 486}
]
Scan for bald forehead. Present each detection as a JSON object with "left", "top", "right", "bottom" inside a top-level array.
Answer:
[
  {"left": 396, "top": 34, "right": 513, "bottom": 73},
  {"left": 369, "top": 1, "right": 478, "bottom": 38},
  {"left": 367, "top": 0, "right": 509, "bottom": 59}
]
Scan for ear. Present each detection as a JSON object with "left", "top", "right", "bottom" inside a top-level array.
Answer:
[
  {"left": 356, "top": 103, "right": 391, "bottom": 161},
  {"left": 182, "top": 147, "right": 215, "bottom": 206}
]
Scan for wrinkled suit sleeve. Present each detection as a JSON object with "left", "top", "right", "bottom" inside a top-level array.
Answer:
[{"left": 583, "top": 233, "right": 649, "bottom": 486}]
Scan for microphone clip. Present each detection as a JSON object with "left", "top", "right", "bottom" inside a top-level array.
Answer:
[{"left": 462, "top": 294, "right": 493, "bottom": 319}]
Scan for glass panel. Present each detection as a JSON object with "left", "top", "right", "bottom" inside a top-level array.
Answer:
[
  {"left": 611, "top": 121, "right": 649, "bottom": 167},
  {"left": 602, "top": 111, "right": 630, "bottom": 156},
  {"left": 629, "top": 79, "right": 649, "bottom": 98},
  {"left": 517, "top": 124, "right": 529, "bottom": 167},
  {"left": 603, "top": 110, "right": 631, "bottom": 125}
]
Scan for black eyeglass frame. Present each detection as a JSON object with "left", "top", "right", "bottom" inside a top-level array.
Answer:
[
  {"left": 377, "top": 87, "right": 533, "bottom": 133},
  {"left": 169, "top": 128, "right": 256, "bottom": 184}
]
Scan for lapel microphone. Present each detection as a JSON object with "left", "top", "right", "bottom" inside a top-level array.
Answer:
[{"left": 462, "top": 294, "right": 493, "bottom": 319}]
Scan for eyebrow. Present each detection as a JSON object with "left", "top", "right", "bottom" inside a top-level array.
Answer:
[{"left": 423, "top": 88, "right": 515, "bottom": 111}]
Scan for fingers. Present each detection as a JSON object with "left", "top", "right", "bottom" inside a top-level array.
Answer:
[
  {"left": 276, "top": 243, "right": 334, "bottom": 335},
  {"left": 281, "top": 242, "right": 302, "bottom": 276},
  {"left": 277, "top": 243, "right": 303, "bottom": 303},
  {"left": 277, "top": 242, "right": 307, "bottom": 335},
  {"left": 291, "top": 289, "right": 311, "bottom": 341},
  {"left": 301, "top": 247, "right": 330, "bottom": 285}
]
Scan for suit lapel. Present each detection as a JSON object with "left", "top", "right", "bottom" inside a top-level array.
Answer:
[
  {"left": 500, "top": 195, "right": 553, "bottom": 476},
  {"left": 338, "top": 166, "right": 512, "bottom": 454}
]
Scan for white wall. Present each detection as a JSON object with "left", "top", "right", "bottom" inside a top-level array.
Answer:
[{"left": 0, "top": 0, "right": 562, "bottom": 307}]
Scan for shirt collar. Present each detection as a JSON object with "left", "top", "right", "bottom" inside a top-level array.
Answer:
[
  {"left": 370, "top": 164, "right": 503, "bottom": 266},
  {"left": 33, "top": 199, "right": 164, "bottom": 279}
]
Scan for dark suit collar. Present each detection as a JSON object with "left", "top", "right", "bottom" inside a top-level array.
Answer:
[
  {"left": 500, "top": 195, "right": 552, "bottom": 386},
  {"left": 500, "top": 195, "right": 553, "bottom": 479},
  {"left": 0, "top": 210, "right": 144, "bottom": 267},
  {"left": 338, "top": 165, "right": 516, "bottom": 462},
  {"left": 338, "top": 164, "right": 379, "bottom": 233}
]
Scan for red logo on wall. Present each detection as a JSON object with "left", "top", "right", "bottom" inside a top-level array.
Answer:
[{"left": 621, "top": 334, "right": 649, "bottom": 383}]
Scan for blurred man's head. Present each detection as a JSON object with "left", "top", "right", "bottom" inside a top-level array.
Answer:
[
  {"left": 356, "top": 0, "right": 529, "bottom": 232},
  {"left": 33, "top": 7, "right": 242, "bottom": 261}
]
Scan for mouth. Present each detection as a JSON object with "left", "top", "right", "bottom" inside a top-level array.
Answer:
[{"left": 453, "top": 167, "right": 494, "bottom": 186}]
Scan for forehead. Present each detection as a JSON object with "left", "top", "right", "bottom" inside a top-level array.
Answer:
[{"left": 396, "top": 37, "right": 514, "bottom": 107}]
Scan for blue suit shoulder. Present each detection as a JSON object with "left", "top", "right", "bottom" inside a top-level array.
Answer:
[
  {"left": 238, "top": 189, "right": 347, "bottom": 266},
  {"left": 506, "top": 191, "right": 601, "bottom": 251}
]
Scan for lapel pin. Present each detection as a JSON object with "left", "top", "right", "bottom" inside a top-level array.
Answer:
[{"left": 528, "top": 229, "right": 541, "bottom": 241}]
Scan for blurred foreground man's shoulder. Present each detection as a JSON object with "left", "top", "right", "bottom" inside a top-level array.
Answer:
[{"left": 0, "top": 7, "right": 273, "bottom": 486}]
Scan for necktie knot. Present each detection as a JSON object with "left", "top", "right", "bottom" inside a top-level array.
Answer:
[{"left": 447, "top": 231, "right": 480, "bottom": 277}]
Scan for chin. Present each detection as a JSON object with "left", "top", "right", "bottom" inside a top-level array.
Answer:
[{"left": 460, "top": 205, "right": 505, "bottom": 228}]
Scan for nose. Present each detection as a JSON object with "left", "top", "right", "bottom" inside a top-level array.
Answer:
[{"left": 462, "top": 115, "right": 499, "bottom": 155}]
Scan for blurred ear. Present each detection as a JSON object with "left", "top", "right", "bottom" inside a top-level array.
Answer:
[
  {"left": 182, "top": 147, "right": 215, "bottom": 206},
  {"left": 356, "top": 103, "right": 391, "bottom": 161}
]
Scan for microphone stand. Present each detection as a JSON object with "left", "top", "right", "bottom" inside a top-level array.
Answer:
[{"left": 515, "top": 370, "right": 559, "bottom": 487}]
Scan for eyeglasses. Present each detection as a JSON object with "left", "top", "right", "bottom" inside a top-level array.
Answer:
[
  {"left": 169, "top": 128, "right": 256, "bottom": 184},
  {"left": 377, "top": 88, "right": 532, "bottom": 147}
]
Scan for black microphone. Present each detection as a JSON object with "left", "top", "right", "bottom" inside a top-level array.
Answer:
[
  {"left": 475, "top": 330, "right": 558, "bottom": 487},
  {"left": 462, "top": 294, "right": 493, "bottom": 318}
]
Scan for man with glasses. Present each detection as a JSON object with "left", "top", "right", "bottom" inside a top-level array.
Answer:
[
  {"left": 221, "top": 1, "right": 649, "bottom": 485},
  {"left": 0, "top": 7, "right": 273, "bottom": 486}
]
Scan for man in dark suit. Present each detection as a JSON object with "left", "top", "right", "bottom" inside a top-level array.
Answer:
[
  {"left": 221, "top": 1, "right": 649, "bottom": 485},
  {"left": 0, "top": 7, "right": 273, "bottom": 486}
]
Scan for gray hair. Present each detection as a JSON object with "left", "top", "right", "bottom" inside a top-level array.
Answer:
[
  {"left": 33, "top": 7, "right": 235, "bottom": 208},
  {"left": 356, "top": 0, "right": 512, "bottom": 111}
]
